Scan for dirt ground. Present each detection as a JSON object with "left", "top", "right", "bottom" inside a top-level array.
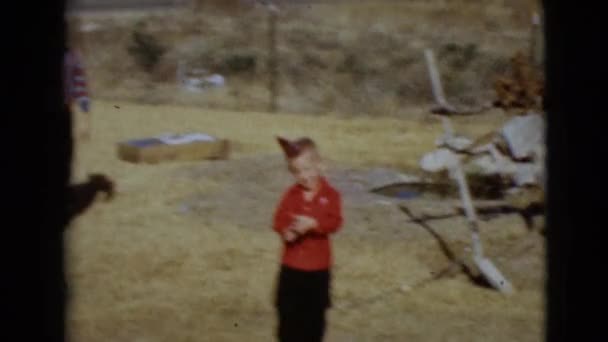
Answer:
[{"left": 66, "top": 100, "right": 544, "bottom": 341}]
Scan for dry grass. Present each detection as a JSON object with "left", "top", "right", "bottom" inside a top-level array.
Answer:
[{"left": 66, "top": 100, "right": 543, "bottom": 342}]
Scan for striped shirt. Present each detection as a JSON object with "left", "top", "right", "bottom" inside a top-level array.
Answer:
[{"left": 64, "top": 49, "right": 90, "bottom": 110}]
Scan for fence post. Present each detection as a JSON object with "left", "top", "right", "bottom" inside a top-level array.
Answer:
[
  {"left": 530, "top": 11, "right": 544, "bottom": 69},
  {"left": 267, "top": 3, "right": 279, "bottom": 113}
]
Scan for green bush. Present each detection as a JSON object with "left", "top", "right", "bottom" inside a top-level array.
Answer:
[
  {"left": 127, "top": 22, "right": 166, "bottom": 73},
  {"left": 220, "top": 54, "right": 257, "bottom": 74}
]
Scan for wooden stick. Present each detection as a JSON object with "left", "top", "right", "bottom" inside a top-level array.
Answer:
[
  {"left": 424, "top": 49, "right": 494, "bottom": 115},
  {"left": 424, "top": 49, "right": 446, "bottom": 106},
  {"left": 424, "top": 49, "right": 454, "bottom": 111},
  {"left": 442, "top": 117, "right": 484, "bottom": 257},
  {"left": 453, "top": 161, "right": 484, "bottom": 258}
]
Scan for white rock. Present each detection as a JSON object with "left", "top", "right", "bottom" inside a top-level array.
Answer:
[
  {"left": 420, "top": 148, "right": 460, "bottom": 173},
  {"left": 501, "top": 114, "right": 545, "bottom": 160},
  {"left": 513, "top": 164, "right": 539, "bottom": 186},
  {"left": 464, "top": 151, "right": 543, "bottom": 186},
  {"left": 467, "top": 154, "right": 500, "bottom": 175},
  {"left": 435, "top": 135, "right": 473, "bottom": 152},
  {"left": 204, "top": 74, "right": 226, "bottom": 87}
]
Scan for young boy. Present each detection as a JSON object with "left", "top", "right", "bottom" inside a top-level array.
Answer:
[
  {"left": 273, "top": 136, "right": 343, "bottom": 342},
  {"left": 63, "top": 46, "right": 91, "bottom": 139}
]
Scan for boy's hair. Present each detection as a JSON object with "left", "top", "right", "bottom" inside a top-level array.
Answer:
[{"left": 277, "top": 136, "right": 319, "bottom": 160}]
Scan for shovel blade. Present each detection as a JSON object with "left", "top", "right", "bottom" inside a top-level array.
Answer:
[{"left": 474, "top": 256, "right": 514, "bottom": 294}]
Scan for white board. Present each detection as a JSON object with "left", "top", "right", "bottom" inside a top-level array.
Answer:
[{"left": 156, "top": 133, "right": 217, "bottom": 145}]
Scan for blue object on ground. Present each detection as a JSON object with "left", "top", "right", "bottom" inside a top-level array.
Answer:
[{"left": 396, "top": 190, "right": 420, "bottom": 200}]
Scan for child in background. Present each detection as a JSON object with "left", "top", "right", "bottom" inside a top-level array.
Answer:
[
  {"left": 65, "top": 16, "right": 91, "bottom": 182},
  {"left": 273, "top": 136, "right": 343, "bottom": 342},
  {"left": 64, "top": 46, "right": 91, "bottom": 139}
]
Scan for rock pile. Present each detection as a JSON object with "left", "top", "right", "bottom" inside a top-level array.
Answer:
[{"left": 420, "top": 113, "right": 545, "bottom": 204}]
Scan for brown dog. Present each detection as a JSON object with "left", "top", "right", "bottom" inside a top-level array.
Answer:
[{"left": 67, "top": 173, "right": 115, "bottom": 220}]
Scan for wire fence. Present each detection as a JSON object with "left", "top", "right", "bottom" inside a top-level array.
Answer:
[{"left": 74, "top": 0, "right": 543, "bottom": 116}]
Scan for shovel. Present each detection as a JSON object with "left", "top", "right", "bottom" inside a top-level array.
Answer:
[{"left": 442, "top": 117, "right": 514, "bottom": 294}]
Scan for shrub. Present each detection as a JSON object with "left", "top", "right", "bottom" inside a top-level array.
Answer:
[
  {"left": 220, "top": 54, "right": 257, "bottom": 74},
  {"left": 127, "top": 22, "right": 166, "bottom": 73}
]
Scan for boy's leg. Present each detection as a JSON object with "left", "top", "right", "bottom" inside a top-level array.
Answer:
[
  {"left": 276, "top": 266, "right": 306, "bottom": 342},
  {"left": 301, "top": 307, "right": 327, "bottom": 342},
  {"left": 277, "top": 309, "right": 288, "bottom": 341},
  {"left": 303, "top": 270, "right": 330, "bottom": 342},
  {"left": 276, "top": 267, "right": 330, "bottom": 342},
  {"left": 278, "top": 308, "right": 307, "bottom": 342},
  {"left": 319, "top": 309, "right": 327, "bottom": 341}
]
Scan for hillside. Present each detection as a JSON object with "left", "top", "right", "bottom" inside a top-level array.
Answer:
[{"left": 72, "top": 0, "right": 540, "bottom": 115}]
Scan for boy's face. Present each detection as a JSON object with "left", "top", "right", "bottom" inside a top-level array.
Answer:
[{"left": 288, "top": 149, "right": 321, "bottom": 190}]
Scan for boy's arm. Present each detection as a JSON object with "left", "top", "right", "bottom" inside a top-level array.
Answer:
[
  {"left": 308, "top": 192, "right": 343, "bottom": 236},
  {"left": 273, "top": 190, "right": 294, "bottom": 234}
]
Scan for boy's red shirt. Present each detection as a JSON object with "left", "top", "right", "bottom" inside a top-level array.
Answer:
[{"left": 273, "top": 177, "right": 343, "bottom": 271}]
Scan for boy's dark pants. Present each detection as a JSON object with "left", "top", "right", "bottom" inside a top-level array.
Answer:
[{"left": 276, "top": 265, "right": 331, "bottom": 342}]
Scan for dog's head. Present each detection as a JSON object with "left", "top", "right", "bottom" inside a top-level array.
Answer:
[{"left": 87, "top": 173, "right": 116, "bottom": 200}]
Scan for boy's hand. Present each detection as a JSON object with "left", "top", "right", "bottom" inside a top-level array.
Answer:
[
  {"left": 291, "top": 215, "right": 318, "bottom": 235},
  {"left": 283, "top": 229, "right": 298, "bottom": 243}
]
